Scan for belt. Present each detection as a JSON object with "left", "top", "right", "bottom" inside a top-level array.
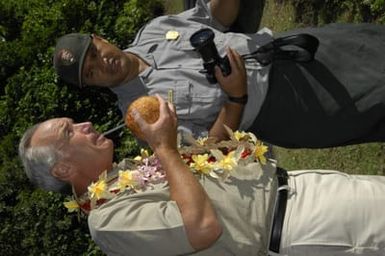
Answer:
[{"left": 269, "top": 167, "right": 289, "bottom": 254}]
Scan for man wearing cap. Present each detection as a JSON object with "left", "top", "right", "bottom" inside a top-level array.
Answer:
[
  {"left": 53, "top": 0, "right": 385, "bottom": 148},
  {"left": 19, "top": 95, "right": 385, "bottom": 255}
]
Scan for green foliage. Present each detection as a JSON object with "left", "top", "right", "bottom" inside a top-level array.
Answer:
[
  {"left": 364, "top": 0, "right": 385, "bottom": 12},
  {"left": 261, "top": 0, "right": 297, "bottom": 32},
  {"left": 364, "top": 0, "right": 385, "bottom": 22},
  {"left": 0, "top": 188, "right": 103, "bottom": 255},
  {"left": 0, "top": 0, "right": 163, "bottom": 254},
  {"left": 114, "top": 0, "right": 165, "bottom": 47},
  {"left": 286, "top": 0, "right": 385, "bottom": 26}
]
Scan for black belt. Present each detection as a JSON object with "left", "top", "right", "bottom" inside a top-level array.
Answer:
[{"left": 269, "top": 167, "right": 289, "bottom": 254}]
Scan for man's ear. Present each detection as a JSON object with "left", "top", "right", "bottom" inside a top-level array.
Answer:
[{"left": 51, "top": 161, "right": 75, "bottom": 181}]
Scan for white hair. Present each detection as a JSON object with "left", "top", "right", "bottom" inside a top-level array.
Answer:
[{"left": 18, "top": 123, "right": 71, "bottom": 194}]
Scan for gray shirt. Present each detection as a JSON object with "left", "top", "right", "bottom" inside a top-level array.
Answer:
[{"left": 111, "top": 0, "right": 272, "bottom": 138}]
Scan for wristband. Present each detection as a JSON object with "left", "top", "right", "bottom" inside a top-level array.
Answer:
[{"left": 228, "top": 94, "right": 248, "bottom": 105}]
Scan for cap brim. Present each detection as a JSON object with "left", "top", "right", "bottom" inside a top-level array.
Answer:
[{"left": 77, "top": 36, "right": 92, "bottom": 88}]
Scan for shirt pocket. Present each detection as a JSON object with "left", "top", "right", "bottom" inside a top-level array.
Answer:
[
  {"left": 150, "top": 25, "right": 207, "bottom": 69},
  {"left": 171, "top": 80, "right": 191, "bottom": 116},
  {"left": 170, "top": 80, "right": 223, "bottom": 121}
]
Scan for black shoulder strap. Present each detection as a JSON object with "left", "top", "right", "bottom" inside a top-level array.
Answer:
[
  {"left": 272, "top": 33, "right": 320, "bottom": 62},
  {"left": 243, "top": 34, "right": 320, "bottom": 65}
]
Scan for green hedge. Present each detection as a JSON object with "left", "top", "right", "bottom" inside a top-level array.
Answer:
[{"left": 0, "top": 0, "right": 162, "bottom": 254}]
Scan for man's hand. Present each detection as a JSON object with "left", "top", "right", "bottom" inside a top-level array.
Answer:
[
  {"left": 132, "top": 94, "right": 178, "bottom": 152},
  {"left": 209, "top": 48, "right": 246, "bottom": 141},
  {"left": 215, "top": 47, "right": 247, "bottom": 98}
]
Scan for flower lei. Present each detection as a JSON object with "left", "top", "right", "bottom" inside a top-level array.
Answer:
[
  {"left": 64, "top": 151, "right": 165, "bottom": 214},
  {"left": 64, "top": 127, "right": 269, "bottom": 214}
]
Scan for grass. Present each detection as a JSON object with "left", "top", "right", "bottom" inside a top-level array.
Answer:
[
  {"left": 260, "top": 0, "right": 297, "bottom": 32},
  {"left": 274, "top": 144, "right": 385, "bottom": 175},
  {"left": 163, "top": 0, "right": 184, "bottom": 14},
  {"left": 164, "top": 0, "right": 385, "bottom": 175}
]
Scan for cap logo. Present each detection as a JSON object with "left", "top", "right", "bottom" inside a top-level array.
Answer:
[{"left": 57, "top": 48, "right": 77, "bottom": 66}]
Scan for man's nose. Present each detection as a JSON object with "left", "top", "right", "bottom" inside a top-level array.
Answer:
[{"left": 74, "top": 122, "right": 93, "bottom": 133}]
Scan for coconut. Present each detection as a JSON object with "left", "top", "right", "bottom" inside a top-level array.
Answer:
[{"left": 125, "top": 96, "right": 160, "bottom": 140}]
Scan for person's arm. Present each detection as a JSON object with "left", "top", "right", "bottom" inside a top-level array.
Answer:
[
  {"left": 133, "top": 95, "right": 222, "bottom": 251},
  {"left": 209, "top": 102, "right": 244, "bottom": 141},
  {"left": 210, "top": 0, "right": 240, "bottom": 27},
  {"left": 209, "top": 47, "right": 247, "bottom": 141}
]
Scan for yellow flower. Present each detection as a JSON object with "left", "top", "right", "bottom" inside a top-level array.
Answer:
[
  {"left": 190, "top": 154, "right": 212, "bottom": 174},
  {"left": 63, "top": 199, "right": 79, "bottom": 213},
  {"left": 134, "top": 148, "right": 150, "bottom": 161},
  {"left": 118, "top": 170, "right": 137, "bottom": 191},
  {"left": 88, "top": 179, "right": 107, "bottom": 200},
  {"left": 196, "top": 136, "right": 209, "bottom": 146},
  {"left": 255, "top": 143, "right": 269, "bottom": 165},
  {"left": 234, "top": 130, "right": 248, "bottom": 141},
  {"left": 216, "top": 151, "right": 237, "bottom": 171}
]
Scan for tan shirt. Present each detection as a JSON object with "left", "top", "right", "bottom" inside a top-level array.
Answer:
[{"left": 88, "top": 161, "right": 278, "bottom": 256}]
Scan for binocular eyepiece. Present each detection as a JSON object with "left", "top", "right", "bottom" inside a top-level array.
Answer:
[{"left": 190, "top": 28, "right": 231, "bottom": 84}]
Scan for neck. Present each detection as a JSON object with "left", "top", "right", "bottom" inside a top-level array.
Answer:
[
  {"left": 125, "top": 52, "right": 149, "bottom": 80},
  {"left": 71, "top": 167, "right": 112, "bottom": 197},
  {"left": 72, "top": 180, "right": 91, "bottom": 197}
]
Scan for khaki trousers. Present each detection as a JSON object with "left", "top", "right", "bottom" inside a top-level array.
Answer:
[{"left": 280, "top": 170, "right": 385, "bottom": 256}]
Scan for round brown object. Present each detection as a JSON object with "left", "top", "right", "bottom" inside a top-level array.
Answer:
[{"left": 125, "top": 96, "right": 160, "bottom": 140}]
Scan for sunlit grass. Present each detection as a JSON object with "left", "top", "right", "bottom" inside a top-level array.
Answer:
[
  {"left": 163, "top": 0, "right": 184, "bottom": 14},
  {"left": 260, "top": 0, "right": 297, "bottom": 32},
  {"left": 274, "top": 144, "right": 385, "bottom": 175}
]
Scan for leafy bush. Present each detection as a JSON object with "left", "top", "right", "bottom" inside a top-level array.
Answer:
[
  {"left": 114, "top": 0, "right": 165, "bottom": 47},
  {"left": 0, "top": 0, "right": 162, "bottom": 254}
]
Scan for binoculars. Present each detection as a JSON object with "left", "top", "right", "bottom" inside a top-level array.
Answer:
[{"left": 190, "top": 28, "right": 231, "bottom": 84}]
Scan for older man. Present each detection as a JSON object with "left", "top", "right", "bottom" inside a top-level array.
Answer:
[
  {"left": 52, "top": 0, "right": 385, "bottom": 148},
  {"left": 19, "top": 96, "right": 385, "bottom": 255}
]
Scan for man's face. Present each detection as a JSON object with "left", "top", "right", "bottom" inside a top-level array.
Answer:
[
  {"left": 82, "top": 35, "right": 131, "bottom": 87},
  {"left": 31, "top": 118, "right": 114, "bottom": 180}
]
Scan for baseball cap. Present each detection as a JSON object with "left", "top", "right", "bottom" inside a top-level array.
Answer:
[{"left": 53, "top": 33, "right": 92, "bottom": 88}]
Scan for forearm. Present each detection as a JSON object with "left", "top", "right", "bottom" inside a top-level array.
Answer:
[
  {"left": 210, "top": 0, "right": 240, "bottom": 27},
  {"left": 155, "top": 148, "right": 222, "bottom": 250},
  {"left": 209, "top": 102, "right": 244, "bottom": 141},
  {"left": 211, "top": 46, "right": 247, "bottom": 141}
]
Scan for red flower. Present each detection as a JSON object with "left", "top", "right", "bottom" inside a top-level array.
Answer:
[{"left": 241, "top": 149, "right": 251, "bottom": 159}]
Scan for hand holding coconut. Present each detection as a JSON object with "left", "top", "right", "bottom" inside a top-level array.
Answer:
[{"left": 125, "top": 95, "right": 178, "bottom": 151}]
